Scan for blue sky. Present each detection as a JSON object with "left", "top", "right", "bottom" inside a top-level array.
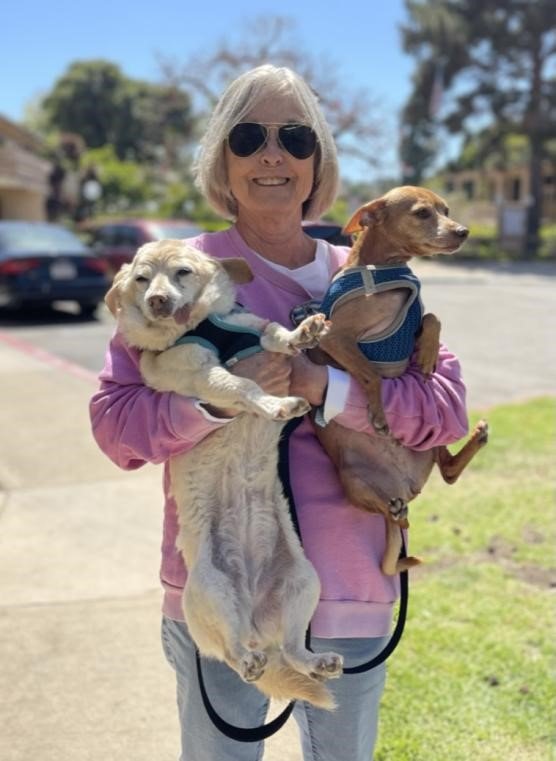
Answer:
[{"left": 2, "top": 0, "right": 417, "bottom": 181}]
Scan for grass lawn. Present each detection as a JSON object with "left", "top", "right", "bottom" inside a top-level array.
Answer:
[{"left": 375, "top": 397, "right": 555, "bottom": 761}]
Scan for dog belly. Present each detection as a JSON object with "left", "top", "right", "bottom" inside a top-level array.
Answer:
[
  {"left": 349, "top": 435, "right": 434, "bottom": 503},
  {"left": 170, "top": 415, "right": 314, "bottom": 655},
  {"left": 170, "top": 416, "right": 285, "bottom": 538},
  {"left": 317, "top": 421, "right": 435, "bottom": 508},
  {"left": 169, "top": 414, "right": 302, "bottom": 592}
]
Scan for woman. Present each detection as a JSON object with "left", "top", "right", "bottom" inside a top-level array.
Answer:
[{"left": 90, "top": 65, "right": 468, "bottom": 761}]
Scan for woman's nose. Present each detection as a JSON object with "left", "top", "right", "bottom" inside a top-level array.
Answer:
[{"left": 260, "top": 129, "right": 283, "bottom": 164}]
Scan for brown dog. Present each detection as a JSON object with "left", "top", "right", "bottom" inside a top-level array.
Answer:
[{"left": 311, "top": 186, "right": 488, "bottom": 574}]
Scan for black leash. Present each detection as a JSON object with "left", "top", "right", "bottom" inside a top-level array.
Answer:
[
  {"left": 336, "top": 543, "right": 408, "bottom": 674},
  {"left": 195, "top": 650, "right": 295, "bottom": 742},
  {"left": 280, "top": 419, "right": 409, "bottom": 676},
  {"left": 195, "top": 417, "right": 409, "bottom": 742}
]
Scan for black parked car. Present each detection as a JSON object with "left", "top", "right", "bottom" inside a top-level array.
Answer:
[
  {"left": 83, "top": 218, "right": 204, "bottom": 275},
  {"left": 0, "top": 221, "right": 110, "bottom": 317}
]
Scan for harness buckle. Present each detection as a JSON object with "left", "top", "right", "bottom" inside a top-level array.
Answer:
[{"left": 361, "top": 266, "right": 377, "bottom": 296}]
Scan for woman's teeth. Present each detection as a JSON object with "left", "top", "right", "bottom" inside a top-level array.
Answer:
[{"left": 254, "top": 178, "right": 288, "bottom": 186}]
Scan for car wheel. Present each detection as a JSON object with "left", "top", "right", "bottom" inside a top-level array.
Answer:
[{"left": 79, "top": 302, "right": 98, "bottom": 318}]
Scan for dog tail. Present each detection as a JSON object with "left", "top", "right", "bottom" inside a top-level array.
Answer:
[{"left": 255, "top": 660, "right": 336, "bottom": 710}]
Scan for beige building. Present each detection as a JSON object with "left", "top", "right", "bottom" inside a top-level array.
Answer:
[
  {"left": 443, "top": 160, "right": 556, "bottom": 222},
  {"left": 0, "top": 115, "right": 51, "bottom": 221}
]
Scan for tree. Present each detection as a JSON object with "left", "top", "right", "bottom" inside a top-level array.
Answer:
[
  {"left": 78, "top": 145, "right": 149, "bottom": 213},
  {"left": 40, "top": 60, "right": 195, "bottom": 164},
  {"left": 400, "top": 0, "right": 556, "bottom": 257},
  {"left": 156, "top": 15, "right": 386, "bottom": 178},
  {"left": 400, "top": 0, "right": 473, "bottom": 182}
]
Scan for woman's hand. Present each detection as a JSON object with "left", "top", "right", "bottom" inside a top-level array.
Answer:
[
  {"left": 232, "top": 351, "right": 293, "bottom": 395},
  {"left": 204, "top": 351, "right": 292, "bottom": 418},
  {"left": 289, "top": 354, "right": 328, "bottom": 407},
  {"left": 204, "top": 352, "right": 327, "bottom": 418}
]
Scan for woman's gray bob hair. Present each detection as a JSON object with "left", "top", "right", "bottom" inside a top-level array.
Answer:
[{"left": 193, "top": 65, "right": 340, "bottom": 221}]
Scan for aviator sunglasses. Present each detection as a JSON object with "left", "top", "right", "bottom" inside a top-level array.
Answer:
[{"left": 227, "top": 122, "right": 317, "bottom": 160}]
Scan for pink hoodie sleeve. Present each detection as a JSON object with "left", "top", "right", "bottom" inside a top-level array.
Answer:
[
  {"left": 89, "top": 331, "right": 230, "bottom": 470},
  {"left": 333, "top": 344, "right": 469, "bottom": 450}
]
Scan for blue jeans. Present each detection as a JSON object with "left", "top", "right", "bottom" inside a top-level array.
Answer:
[{"left": 161, "top": 616, "right": 387, "bottom": 761}]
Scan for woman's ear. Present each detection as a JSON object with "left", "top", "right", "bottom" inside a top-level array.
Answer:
[{"left": 220, "top": 257, "right": 254, "bottom": 284}]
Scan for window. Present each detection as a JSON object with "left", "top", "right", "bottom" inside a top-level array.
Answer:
[{"left": 112, "top": 226, "right": 142, "bottom": 247}]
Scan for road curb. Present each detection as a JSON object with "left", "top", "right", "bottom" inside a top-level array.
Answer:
[{"left": 0, "top": 329, "right": 99, "bottom": 383}]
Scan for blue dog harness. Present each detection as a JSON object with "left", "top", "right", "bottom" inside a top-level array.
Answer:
[
  {"left": 173, "top": 307, "right": 263, "bottom": 366},
  {"left": 320, "top": 264, "right": 423, "bottom": 366}
]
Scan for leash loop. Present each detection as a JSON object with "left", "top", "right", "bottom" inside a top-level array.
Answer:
[{"left": 195, "top": 652, "right": 295, "bottom": 742}]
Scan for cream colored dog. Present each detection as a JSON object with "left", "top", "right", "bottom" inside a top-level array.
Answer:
[{"left": 105, "top": 240, "right": 343, "bottom": 709}]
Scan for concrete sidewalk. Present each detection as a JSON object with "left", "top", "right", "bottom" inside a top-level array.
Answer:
[{"left": 0, "top": 338, "right": 302, "bottom": 761}]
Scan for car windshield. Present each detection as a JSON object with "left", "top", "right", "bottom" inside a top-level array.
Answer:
[
  {"left": 150, "top": 223, "right": 202, "bottom": 240},
  {"left": 0, "top": 224, "right": 89, "bottom": 254}
]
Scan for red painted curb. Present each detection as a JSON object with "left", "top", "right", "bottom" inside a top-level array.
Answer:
[{"left": 0, "top": 330, "right": 99, "bottom": 384}]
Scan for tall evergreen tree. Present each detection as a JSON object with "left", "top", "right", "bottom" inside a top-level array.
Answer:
[{"left": 400, "top": 0, "right": 556, "bottom": 257}]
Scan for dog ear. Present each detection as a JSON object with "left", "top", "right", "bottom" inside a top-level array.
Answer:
[
  {"left": 220, "top": 257, "right": 254, "bottom": 284},
  {"left": 343, "top": 198, "right": 388, "bottom": 234},
  {"left": 105, "top": 263, "right": 132, "bottom": 316}
]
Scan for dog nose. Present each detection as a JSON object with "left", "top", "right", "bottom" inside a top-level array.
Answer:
[
  {"left": 147, "top": 294, "right": 173, "bottom": 317},
  {"left": 148, "top": 295, "right": 168, "bottom": 309},
  {"left": 455, "top": 226, "right": 469, "bottom": 239}
]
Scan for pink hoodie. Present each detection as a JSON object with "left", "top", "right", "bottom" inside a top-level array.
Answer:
[{"left": 89, "top": 227, "right": 469, "bottom": 637}]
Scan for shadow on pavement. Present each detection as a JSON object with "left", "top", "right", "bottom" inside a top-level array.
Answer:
[{"left": 0, "top": 303, "right": 102, "bottom": 327}]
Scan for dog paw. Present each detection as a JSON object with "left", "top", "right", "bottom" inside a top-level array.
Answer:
[
  {"left": 417, "top": 350, "right": 437, "bottom": 378},
  {"left": 389, "top": 498, "right": 408, "bottom": 522},
  {"left": 274, "top": 396, "right": 311, "bottom": 419},
  {"left": 473, "top": 420, "right": 489, "bottom": 446},
  {"left": 416, "top": 322, "right": 440, "bottom": 377},
  {"left": 254, "top": 395, "right": 311, "bottom": 420},
  {"left": 309, "top": 652, "right": 344, "bottom": 680},
  {"left": 239, "top": 651, "right": 267, "bottom": 682},
  {"left": 288, "top": 314, "right": 330, "bottom": 352},
  {"left": 369, "top": 411, "right": 389, "bottom": 437}
]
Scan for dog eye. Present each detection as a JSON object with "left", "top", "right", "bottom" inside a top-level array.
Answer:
[
  {"left": 135, "top": 274, "right": 149, "bottom": 283},
  {"left": 414, "top": 208, "right": 431, "bottom": 219},
  {"left": 176, "top": 268, "right": 192, "bottom": 278}
]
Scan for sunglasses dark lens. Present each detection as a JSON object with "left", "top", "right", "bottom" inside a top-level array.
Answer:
[
  {"left": 228, "top": 123, "right": 317, "bottom": 159},
  {"left": 228, "top": 123, "right": 267, "bottom": 157},
  {"left": 278, "top": 125, "right": 317, "bottom": 159}
]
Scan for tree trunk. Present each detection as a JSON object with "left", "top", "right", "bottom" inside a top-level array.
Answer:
[
  {"left": 523, "top": 34, "right": 544, "bottom": 260},
  {"left": 524, "top": 137, "right": 543, "bottom": 259}
]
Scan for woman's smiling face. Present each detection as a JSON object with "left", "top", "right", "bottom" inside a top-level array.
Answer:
[{"left": 225, "top": 94, "right": 316, "bottom": 222}]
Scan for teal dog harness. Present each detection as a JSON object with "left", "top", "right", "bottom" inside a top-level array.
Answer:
[
  {"left": 320, "top": 264, "right": 423, "bottom": 366},
  {"left": 173, "top": 307, "right": 263, "bottom": 367}
]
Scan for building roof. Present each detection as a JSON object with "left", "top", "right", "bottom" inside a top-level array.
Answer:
[{"left": 0, "top": 114, "right": 44, "bottom": 153}]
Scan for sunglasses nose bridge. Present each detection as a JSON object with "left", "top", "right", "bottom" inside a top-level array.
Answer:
[
  {"left": 261, "top": 125, "right": 281, "bottom": 151},
  {"left": 259, "top": 126, "right": 286, "bottom": 161}
]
